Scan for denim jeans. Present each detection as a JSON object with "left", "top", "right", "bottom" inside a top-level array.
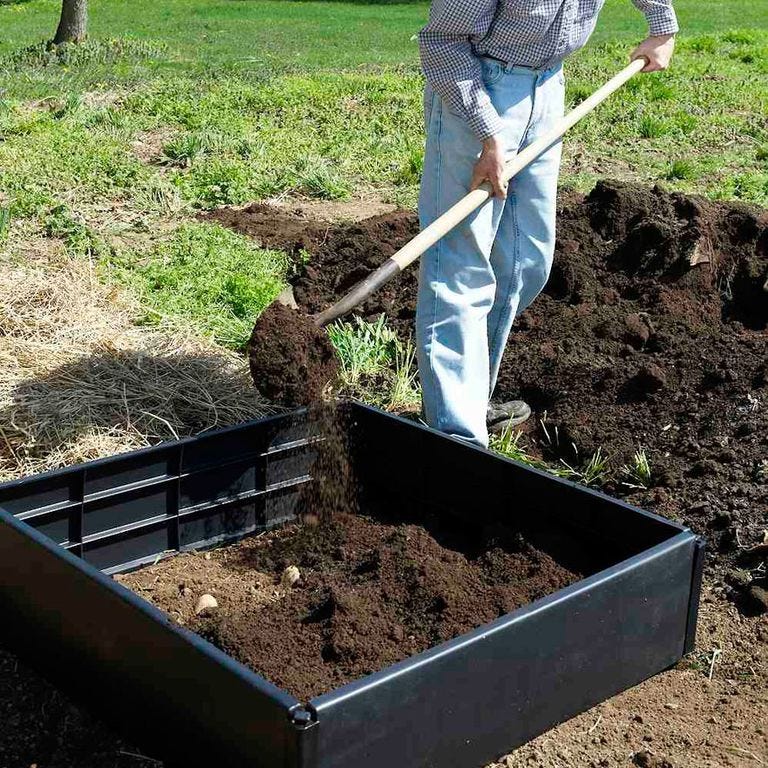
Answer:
[{"left": 417, "top": 59, "right": 564, "bottom": 448}]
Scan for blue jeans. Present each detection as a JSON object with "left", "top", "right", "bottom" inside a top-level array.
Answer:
[{"left": 417, "top": 59, "right": 564, "bottom": 448}]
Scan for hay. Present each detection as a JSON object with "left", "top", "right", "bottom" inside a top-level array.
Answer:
[{"left": 0, "top": 256, "right": 272, "bottom": 481}]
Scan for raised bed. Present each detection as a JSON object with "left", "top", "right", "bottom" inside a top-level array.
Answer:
[{"left": 0, "top": 402, "right": 704, "bottom": 768}]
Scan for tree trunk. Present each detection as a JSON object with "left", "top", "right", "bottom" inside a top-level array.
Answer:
[{"left": 53, "top": 0, "right": 88, "bottom": 45}]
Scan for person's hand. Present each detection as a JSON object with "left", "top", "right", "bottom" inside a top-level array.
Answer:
[
  {"left": 471, "top": 135, "right": 507, "bottom": 198},
  {"left": 631, "top": 34, "right": 675, "bottom": 72}
]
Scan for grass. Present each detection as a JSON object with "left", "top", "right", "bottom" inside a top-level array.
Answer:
[
  {"left": 0, "top": 0, "right": 766, "bottom": 407},
  {"left": 103, "top": 222, "right": 289, "bottom": 348},
  {"left": 490, "top": 426, "right": 613, "bottom": 487},
  {"left": 327, "top": 316, "right": 421, "bottom": 411},
  {"left": 623, "top": 448, "right": 653, "bottom": 488}
]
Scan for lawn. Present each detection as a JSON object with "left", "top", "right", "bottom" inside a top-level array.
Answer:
[{"left": 0, "top": 0, "right": 766, "bottom": 347}]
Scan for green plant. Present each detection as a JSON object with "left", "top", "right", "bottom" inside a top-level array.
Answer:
[
  {"left": 638, "top": 114, "right": 668, "bottom": 139},
  {"left": 0, "top": 206, "right": 9, "bottom": 241},
  {"left": 559, "top": 447, "right": 610, "bottom": 487},
  {"left": 491, "top": 426, "right": 576, "bottom": 480},
  {"left": 102, "top": 221, "right": 289, "bottom": 348},
  {"left": 326, "top": 316, "right": 421, "bottom": 410},
  {"left": 43, "top": 203, "right": 103, "bottom": 255},
  {"left": 666, "top": 158, "right": 696, "bottom": 180},
  {"left": 162, "top": 130, "right": 226, "bottom": 167},
  {"left": 623, "top": 448, "right": 652, "bottom": 488},
  {"left": 579, "top": 448, "right": 610, "bottom": 486}
]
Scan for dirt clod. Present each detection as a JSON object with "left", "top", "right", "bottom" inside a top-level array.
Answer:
[{"left": 247, "top": 303, "right": 338, "bottom": 407}]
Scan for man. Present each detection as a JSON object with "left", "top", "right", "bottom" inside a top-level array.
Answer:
[{"left": 417, "top": 0, "right": 676, "bottom": 447}]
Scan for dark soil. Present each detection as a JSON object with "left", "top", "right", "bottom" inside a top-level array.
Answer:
[
  {"left": 248, "top": 302, "right": 338, "bottom": 407},
  {"left": 207, "top": 181, "right": 768, "bottom": 605},
  {"left": 119, "top": 509, "right": 579, "bottom": 702}
]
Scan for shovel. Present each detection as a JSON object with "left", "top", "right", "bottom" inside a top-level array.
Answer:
[
  {"left": 252, "top": 57, "right": 648, "bottom": 406},
  {"left": 305, "top": 56, "right": 647, "bottom": 327}
]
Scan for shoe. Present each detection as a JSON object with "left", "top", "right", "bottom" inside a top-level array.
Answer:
[{"left": 487, "top": 400, "right": 532, "bottom": 433}]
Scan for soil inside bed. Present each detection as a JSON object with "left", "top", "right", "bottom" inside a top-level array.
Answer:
[{"left": 117, "top": 504, "right": 582, "bottom": 702}]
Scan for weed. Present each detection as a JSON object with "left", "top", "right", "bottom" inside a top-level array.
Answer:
[
  {"left": 162, "top": 130, "right": 226, "bottom": 168},
  {"left": 491, "top": 428, "right": 539, "bottom": 467},
  {"left": 579, "top": 448, "right": 610, "bottom": 486},
  {"left": 43, "top": 204, "right": 103, "bottom": 256},
  {"left": 291, "top": 157, "right": 351, "bottom": 200},
  {"left": 559, "top": 447, "right": 610, "bottom": 487},
  {"left": 491, "top": 426, "right": 579, "bottom": 481},
  {"left": 638, "top": 114, "right": 668, "bottom": 139},
  {"left": 647, "top": 79, "right": 675, "bottom": 101},
  {"left": 326, "top": 316, "right": 421, "bottom": 410},
  {"left": 666, "top": 159, "right": 696, "bottom": 180},
  {"left": 623, "top": 448, "right": 652, "bottom": 488},
  {"left": 0, "top": 206, "right": 9, "bottom": 241},
  {"left": 0, "top": 38, "right": 167, "bottom": 71}
]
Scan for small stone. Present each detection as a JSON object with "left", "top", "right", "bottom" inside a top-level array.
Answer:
[
  {"left": 281, "top": 565, "right": 301, "bottom": 588},
  {"left": 664, "top": 702, "right": 679, "bottom": 710},
  {"left": 632, "top": 714, "right": 644, "bottom": 724},
  {"left": 204, "top": 552, "right": 211, "bottom": 561},
  {"left": 195, "top": 594, "right": 218, "bottom": 615},
  {"left": 634, "top": 363, "right": 667, "bottom": 393},
  {"left": 633, "top": 751, "right": 673, "bottom": 768}
]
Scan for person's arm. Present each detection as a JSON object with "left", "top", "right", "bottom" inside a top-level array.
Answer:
[
  {"left": 629, "top": 0, "right": 678, "bottom": 72},
  {"left": 418, "top": 0, "right": 502, "bottom": 142},
  {"left": 419, "top": 0, "right": 508, "bottom": 196}
]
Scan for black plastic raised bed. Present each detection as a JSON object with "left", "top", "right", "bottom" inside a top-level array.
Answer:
[{"left": 0, "top": 402, "right": 704, "bottom": 768}]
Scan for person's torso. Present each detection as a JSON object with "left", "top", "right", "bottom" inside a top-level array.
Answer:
[{"left": 474, "top": 0, "right": 607, "bottom": 67}]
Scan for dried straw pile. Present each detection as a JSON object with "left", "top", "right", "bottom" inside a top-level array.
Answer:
[{"left": 0, "top": 257, "right": 270, "bottom": 481}]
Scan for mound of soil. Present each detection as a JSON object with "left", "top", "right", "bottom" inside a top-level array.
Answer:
[
  {"left": 119, "top": 510, "right": 579, "bottom": 701},
  {"left": 248, "top": 302, "right": 338, "bottom": 407},
  {"left": 208, "top": 181, "right": 768, "bottom": 604}
]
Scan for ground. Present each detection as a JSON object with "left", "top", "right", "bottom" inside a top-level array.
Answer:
[{"left": 0, "top": 0, "right": 767, "bottom": 767}]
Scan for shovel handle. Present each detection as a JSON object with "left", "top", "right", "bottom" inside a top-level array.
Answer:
[{"left": 314, "top": 57, "right": 646, "bottom": 327}]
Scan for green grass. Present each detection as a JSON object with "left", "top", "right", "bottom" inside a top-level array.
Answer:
[
  {"left": 0, "top": 0, "right": 767, "bottom": 367},
  {"left": 103, "top": 221, "right": 289, "bottom": 348},
  {"left": 326, "top": 316, "right": 421, "bottom": 410}
]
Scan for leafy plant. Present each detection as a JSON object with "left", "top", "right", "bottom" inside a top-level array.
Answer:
[
  {"left": 0, "top": 206, "right": 9, "bottom": 241},
  {"left": 638, "top": 114, "right": 669, "bottom": 139},
  {"left": 666, "top": 159, "right": 696, "bottom": 180},
  {"left": 102, "top": 222, "right": 289, "bottom": 348}
]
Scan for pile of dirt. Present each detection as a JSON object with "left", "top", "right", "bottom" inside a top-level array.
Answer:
[
  {"left": 120, "top": 510, "right": 579, "bottom": 701},
  {"left": 248, "top": 302, "right": 338, "bottom": 407},
  {"left": 209, "top": 181, "right": 768, "bottom": 609}
]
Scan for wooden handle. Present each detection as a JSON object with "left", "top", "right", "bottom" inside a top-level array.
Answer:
[
  {"left": 390, "top": 57, "right": 646, "bottom": 270},
  {"left": 314, "top": 57, "right": 646, "bottom": 327}
]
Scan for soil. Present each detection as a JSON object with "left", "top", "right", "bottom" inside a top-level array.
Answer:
[
  {"left": 248, "top": 302, "right": 338, "bottom": 407},
  {"left": 117, "top": 509, "right": 578, "bottom": 701},
  {"left": 2, "top": 180, "right": 766, "bottom": 767},
  {"left": 207, "top": 181, "right": 768, "bottom": 604}
]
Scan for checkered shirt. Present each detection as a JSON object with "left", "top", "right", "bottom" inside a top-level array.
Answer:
[{"left": 419, "top": 0, "right": 678, "bottom": 140}]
